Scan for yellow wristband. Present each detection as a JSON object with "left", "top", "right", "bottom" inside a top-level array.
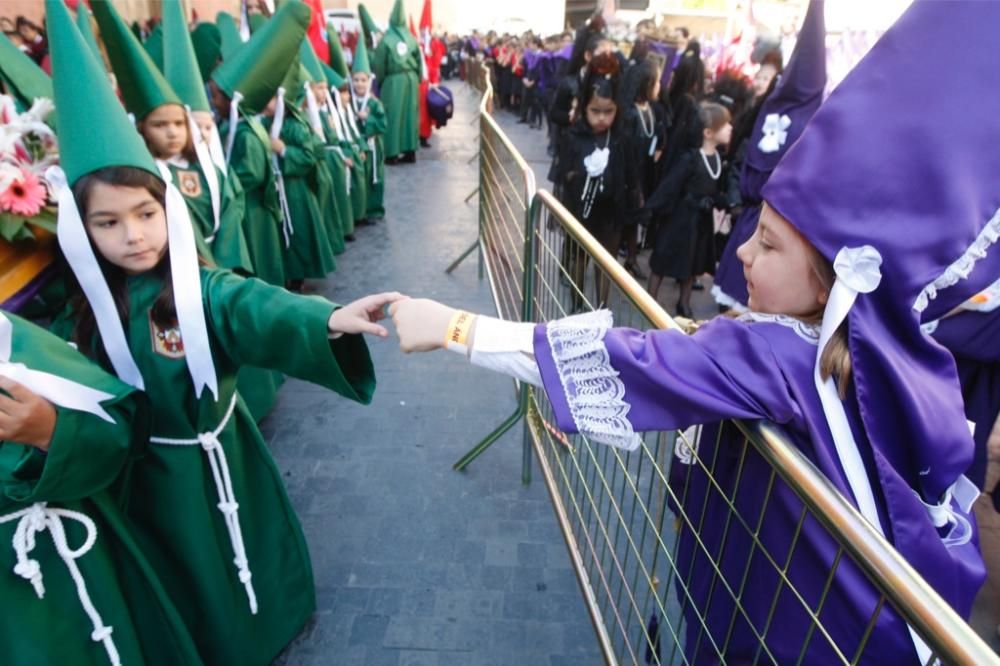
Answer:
[{"left": 444, "top": 310, "right": 475, "bottom": 354}]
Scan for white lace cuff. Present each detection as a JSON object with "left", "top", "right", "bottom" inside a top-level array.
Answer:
[{"left": 546, "top": 311, "right": 641, "bottom": 451}]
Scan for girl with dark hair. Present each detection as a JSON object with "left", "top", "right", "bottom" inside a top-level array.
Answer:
[
  {"left": 619, "top": 57, "right": 667, "bottom": 278},
  {"left": 647, "top": 102, "right": 732, "bottom": 316},
  {"left": 555, "top": 52, "right": 637, "bottom": 308}
]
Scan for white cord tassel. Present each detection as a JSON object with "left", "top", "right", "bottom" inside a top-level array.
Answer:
[
  {"left": 1, "top": 504, "right": 122, "bottom": 666},
  {"left": 224, "top": 91, "right": 244, "bottom": 165},
  {"left": 268, "top": 87, "right": 294, "bottom": 248}
]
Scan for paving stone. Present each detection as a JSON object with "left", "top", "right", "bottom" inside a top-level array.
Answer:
[{"left": 270, "top": 85, "right": 600, "bottom": 664}]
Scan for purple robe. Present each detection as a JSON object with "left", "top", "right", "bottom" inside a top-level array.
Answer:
[{"left": 532, "top": 314, "right": 985, "bottom": 663}]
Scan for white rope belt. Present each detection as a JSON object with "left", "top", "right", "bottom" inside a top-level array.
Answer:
[
  {"left": 149, "top": 394, "right": 257, "bottom": 614},
  {"left": 0, "top": 503, "right": 121, "bottom": 665}
]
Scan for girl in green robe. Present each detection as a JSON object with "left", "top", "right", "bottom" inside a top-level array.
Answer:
[
  {"left": 351, "top": 73, "right": 388, "bottom": 221},
  {"left": 339, "top": 84, "right": 372, "bottom": 226},
  {"left": 261, "top": 93, "right": 338, "bottom": 287},
  {"left": 136, "top": 104, "right": 253, "bottom": 273},
  {"left": 316, "top": 86, "right": 357, "bottom": 242},
  {"left": 0, "top": 311, "right": 203, "bottom": 666},
  {"left": 55, "top": 165, "right": 403, "bottom": 665},
  {"left": 372, "top": 0, "right": 422, "bottom": 161}
]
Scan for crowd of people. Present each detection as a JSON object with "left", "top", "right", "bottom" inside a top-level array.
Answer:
[{"left": 1, "top": 1, "right": 999, "bottom": 665}]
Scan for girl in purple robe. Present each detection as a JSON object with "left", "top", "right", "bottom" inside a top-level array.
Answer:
[{"left": 389, "top": 2, "right": 997, "bottom": 662}]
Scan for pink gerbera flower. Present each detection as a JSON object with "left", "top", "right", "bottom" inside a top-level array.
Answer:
[{"left": 0, "top": 168, "right": 46, "bottom": 216}]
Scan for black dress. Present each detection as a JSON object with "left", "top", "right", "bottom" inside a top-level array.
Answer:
[
  {"left": 557, "top": 120, "right": 635, "bottom": 239},
  {"left": 546, "top": 72, "right": 582, "bottom": 187},
  {"left": 647, "top": 148, "right": 727, "bottom": 279},
  {"left": 620, "top": 102, "right": 668, "bottom": 227}
]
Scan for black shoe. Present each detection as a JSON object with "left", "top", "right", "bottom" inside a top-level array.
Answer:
[
  {"left": 345, "top": 234, "right": 356, "bottom": 242},
  {"left": 385, "top": 156, "right": 401, "bottom": 165},
  {"left": 692, "top": 280, "right": 705, "bottom": 291},
  {"left": 356, "top": 218, "right": 374, "bottom": 226},
  {"left": 675, "top": 303, "right": 692, "bottom": 318},
  {"left": 401, "top": 151, "right": 417, "bottom": 164},
  {"left": 516, "top": 118, "right": 528, "bottom": 124},
  {"left": 286, "top": 279, "right": 305, "bottom": 293},
  {"left": 624, "top": 261, "right": 647, "bottom": 280},
  {"left": 420, "top": 138, "right": 431, "bottom": 148}
]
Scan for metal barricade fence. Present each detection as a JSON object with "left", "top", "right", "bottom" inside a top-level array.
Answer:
[
  {"left": 454, "top": 72, "right": 997, "bottom": 666},
  {"left": 521, "top": 189, "right": 998, "bottom": 666}
]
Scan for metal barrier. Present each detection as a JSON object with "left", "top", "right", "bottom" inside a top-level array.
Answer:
[{"left": 456, "top": 70, "right": 997, "bottom": 666}]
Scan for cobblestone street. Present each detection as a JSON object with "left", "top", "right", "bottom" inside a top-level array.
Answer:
[{"left": 268, "top": 85, "right": 602, "bottom": 665}]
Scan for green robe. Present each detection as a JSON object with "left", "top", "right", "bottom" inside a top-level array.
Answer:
[
  {"left": 356, "top": 95, "right": 386, "bottom": 219},
  {"left": 372, "top": 26, "right": 421, "bottom": 158},
  {"left": 167, "top": 160, "right": 253, "bottom": 273},
  {"left": 347, "top": 136, "right": 369, "bottom": 224},
  {"left": 0, "top": 313, "right": 202, "bottom": 666},
  {"left": 308, "top": 120, "right": 346, "bottom": 256},
  {"left": 56, "top": 268, "right": 376, "bottom": 666},
  {"left": 222, "top": 113, "right": 286, "bottom": 286},
  {"left": 264, "top": 108, "right": 338, "bottom": 280},
  {"left": 319, "top": 111, "right": 356, "bottom": 238}
]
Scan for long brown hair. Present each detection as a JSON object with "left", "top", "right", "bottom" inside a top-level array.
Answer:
[
  {"left": 806, "top": 251, "right": 853, "bottom": 398},
  {"left": 66, "top": 166, "right": 178, "bottom": 360},
  {"left": 137, "top": 104, "right": 198, "bottom": 163}
]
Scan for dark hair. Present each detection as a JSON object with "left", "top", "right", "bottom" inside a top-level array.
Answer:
[
  {"left": 728, "top": 67, "right": 780, "bottom": 158},
  {"left": 567, "top": 13, "right": 608, "bottom": 75},
  {"left": 709, "top": 70, "right": 753, "bottom": 118},
  {"left": 667, "top": 41, "right": 704, "bottom": 107},
  {"left": 698, "top": 101, "right": 731, "bottom": 132},
  {"left": 621, "top": 57, "right": 660, "bottom": 106},
  {"left": 67, "top": 166, "right": 178, "bottom": 359},
  {"left": 677, "top": 27, "right": 690, "bottom": 39},
  {"left": 579, "top": 52, "right": 621, "bottom": 127},
  {"left": 138, "top": 104, "right": 198, "bottom": 163}
]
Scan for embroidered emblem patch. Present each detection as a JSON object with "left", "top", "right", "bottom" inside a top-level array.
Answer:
[
  {"left": 150, "top": 314, "right": 186, "bottom": 359},
  {"left": 176, "top": 169, "right": 202, "bottom": 198},
  {"left": 396, "top": 41, "right": 408, "bottom": 57}
]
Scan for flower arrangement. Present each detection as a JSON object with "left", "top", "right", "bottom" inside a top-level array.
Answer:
[{"left": 0, "top": 94, "right": 58, "bottom": 242}]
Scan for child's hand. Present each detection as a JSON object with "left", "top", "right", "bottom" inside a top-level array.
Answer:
[
  {"left": 270, "top": 137, "right": 286, "bottom": 155},
  {"left": 358, "top": 109, "right": 369, "bottom": 121},
  {"left": 329, "top": 292, "right": 408, "bottom": 338},
  {"left": 0, "top": 377, "right": 57, "bottom": 451},
  {"left": 344, "top": 157, "right": 355, "bottom": 168},
  {"left": 389, "top": 299, "right": 461, "bottom": 353}
]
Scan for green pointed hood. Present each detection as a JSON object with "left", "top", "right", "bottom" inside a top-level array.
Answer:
[
  {"left": 91, "top": 0, "right": 181, "bottom": 121},
  {"left": 162, "top": 0, "right": 211, "bottom": 112},
  {"left": 322, "top": 61, "right": 346, "bottom": 90},
  {"left": 0, "top": 32, "right": 53, "bottom": 110},
  {"left": 248, "top": 12, "right": 269, "bottom": 34},
  {"left": 389, "top": 0, "right": 407, "bottom": 28},
  {"left": 211, "top": 1, "right": 310, "bottom": 115},
  {"left": 47, "top": 0, "right": 157, "bottom": 185},
  {"left": 143, "top": 22, "right": 164, "bottom": 71},
  {"left": 216, "top": 12, "right": 243, "bottom": 61},
  {"left": 76, "top": 2, "right": 102, "bottom": 62},
  {"left": 351, "top": 33, "right": 371, "bottom": 75},
  {"left": 190, "top": 23, "right": 222, "bottom": 81},
  {"left": 300, "top": 39, "right": 325, "bottom": 84},
  {"left": 327, "top": 22, "right": 349, "bottom": 78},
  {"left": 357, "top": 4, "right": 378, "bottom": 47},
  {"left": 279, "top": 57, "right": 305, "bottom": 103}
]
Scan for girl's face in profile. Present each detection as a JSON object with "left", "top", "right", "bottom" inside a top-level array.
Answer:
[
  {"left": 84, "top": 181, "right": 168, "bottom": 275},
  {"left": 737, "top": 203, "right": 829, "bottom": 317},
  {"left": 586, "top": 95, "right": 616, "bottom": 134},
  {"left": 191, "top": 110, "right": 216, "bottom": 145}
]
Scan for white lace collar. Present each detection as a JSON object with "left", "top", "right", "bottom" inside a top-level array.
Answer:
[{"left": 737, "top": 312, "right": 820, "bottom": 345}]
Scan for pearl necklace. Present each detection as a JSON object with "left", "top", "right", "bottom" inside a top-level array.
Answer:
[
  {"left": 699, "top": 149, "right": 721, "bottom": 180},
  {"left": 636, "top": 103, "right": 654, "bottom": 139}
]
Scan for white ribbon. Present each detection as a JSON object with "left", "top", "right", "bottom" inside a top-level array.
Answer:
[
  {"left": 757, "top": 113, "right": 792, "bottom": 154},
  {"left": 154, "top": 163, "right": 219, "bottom": 401},
  {"left": 49, "top": 167, "right": 145, "bottom": 392},
  {"left": 0, "top": 503, "right": 121, "bottom": 666},
  {"left": 583, "top": 147, "right": 610, "bottom": 178},
  {"left": 303, "top": 84, "right": 326, "bottom": 141},
  {"left": 206, "top": 121, "right": 228, "bottom": 177},
  {"left": 224, "top": 91, "right": 244, "bottom": 166},
  {"left": 0, "top": 313, "right": 115, "bottom": 423},
  {"left": 324, "top": 89, "right": 347, "bottom": 142},
  {"left": 815, "top": 245, "right": 939, "bottom": 666},
  {"left": 185, "top": 107, "right": 222, "bottom": 239},
  {"left": 265, "top": 88, "right": 294, "bottom": 249},
  {"left": 150, "top": 395, "right": 257, "bottom": 614},
  {"left": 917, "top": 474, "right": 978, "bottom": 548}
]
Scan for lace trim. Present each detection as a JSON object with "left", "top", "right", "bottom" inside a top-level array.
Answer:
[
  {"left": 737, "top": 312, "right": 820, "bottom": 345},
  {"left": 710, "top": 285, "right": 748, "bottom": 313},
  {"left": 545, "top": 310, "right": 642, "bottom": 451},
  {"left": 914, "top": 206, "right": 1000, "bottom": 313}
]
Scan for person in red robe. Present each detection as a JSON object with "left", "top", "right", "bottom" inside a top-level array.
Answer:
[{"left": 417, "top": 0, "right": 446, "bottom": 147}]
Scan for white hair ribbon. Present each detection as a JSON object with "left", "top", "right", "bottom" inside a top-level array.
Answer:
[
  {"left": 186, "top": 107, "right": 222, "bottom": 239},
  {"left": 0, "top": 313, "right": 116, "bottom": 422},
  {"left": 303, "top": 83, "right": 326, "bottom": 141},
  {"left": 224, "top": 91, "right": 244, "bottom": 165},
  {"left": 206, "top": 119, "right": 228, "bottom": 177},
  {"left": 48, "top": 166, "right": 145, "bottom": 391},
  {"left": 155, "top": 162, "right": 219, "bottom": 401},
  {"left": 269, "top": 87, "right": 286, "bottom": 141},
  {"left": 324, "top": 88, "right": 347, "bottom": 142}
]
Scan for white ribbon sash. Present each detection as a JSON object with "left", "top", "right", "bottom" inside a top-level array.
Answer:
[
  {"left": 266, "top": 88, "right": 294, "bottom": 249},
  {"left": 185, "top": 107, "right": 223, "bottom": 239},
  {"left": 0, "top": 313, "right": 115, "bottom": 422},
  {"left": 49, "top": 167, "right": 145, "bottom": 391},
  {"left": 304, "top": 84, "right": 326, "bottom": 141},
  {"left": 0, "top": 503, "right": 121, "bottom": 666},
  {"left": 223, "top": 91, "right": 244, "bottom": 166}
]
